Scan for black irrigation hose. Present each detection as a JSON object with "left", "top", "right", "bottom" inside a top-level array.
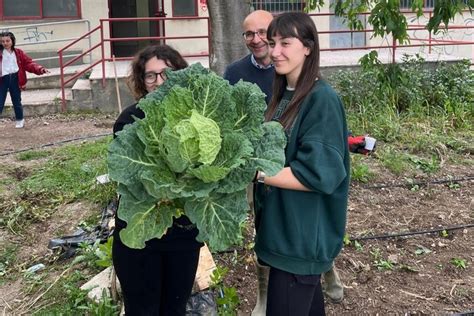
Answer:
[
  {"left": 362, "top": 176, "right": 474, "bottom": 190},
  {"left": 0, "top": 132, "right": 112, "bottom": 157},
  {"left": 350, "top": 223, "right": 474, "bottom": 242}
]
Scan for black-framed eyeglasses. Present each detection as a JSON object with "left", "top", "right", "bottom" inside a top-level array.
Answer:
[
  {"left": 242, "top": 29, "right": 267, "bottom": 41},
  {"left": 144, "top": 71, "right": 166, "bottom": 84}
]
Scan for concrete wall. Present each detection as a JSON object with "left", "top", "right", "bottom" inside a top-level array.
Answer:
[
  {"left": 163, "top": 1, "right": 209, "bottom": 56},
  {"left": 307, "top": 4, "right": 473, "bottom": 63},
  {"left": 0, "top": 0, "right": 110, "bottom": 67}
]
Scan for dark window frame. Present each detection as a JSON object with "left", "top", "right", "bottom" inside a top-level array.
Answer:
[
  {"left": 251, "top": 0, "right": 305, "bottom": 13},
  {"left": 0, "top": 0, "right": 81, "bottom": 20},
  {"left": 172, "top": 0, "right": 198, "bottom": 17},
  {"left": 401, "top": 0, "right": 469, "bottom": 9}
]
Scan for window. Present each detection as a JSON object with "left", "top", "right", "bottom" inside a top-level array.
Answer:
[
  {"left": 401, "top": 0, "right": 469, "bottom": 9},
  {"left": 0, "top": 0, "right": 81, "bottom": 19},
  {"left": 400, "top": 0, "right": 434, "bottom": 8},
  {"left": 172, "top": 0, "right": 198, "bottom": 17},
  {"left": 251, "top": 0, "right": 304, "bottom": 13}
]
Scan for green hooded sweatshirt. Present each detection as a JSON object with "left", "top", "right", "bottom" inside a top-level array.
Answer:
[{"left": 254, "top": 79, "right": 350, "bottom": 275}]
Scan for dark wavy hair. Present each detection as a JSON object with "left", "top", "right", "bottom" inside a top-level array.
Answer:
[
  {"left": 264, "top": 12, "right": 321, "bottom": 129},
  {"left": 1, "top": 31, "right": 16, "bottom": 49},
  {"left": 128, "top": 44, "right": 188, "bottom": 99}
]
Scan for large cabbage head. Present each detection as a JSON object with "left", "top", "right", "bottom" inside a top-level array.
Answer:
[{"left": 108, "top": 63, "right": 286, "bottom": 251}]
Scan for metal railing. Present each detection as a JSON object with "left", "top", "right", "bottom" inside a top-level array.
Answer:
[
  {"left": 1, "top": 19, "right": 91, "bottom": 64},
  {"left": 57, "top": 16, "right": 210, "bottom": 110}
]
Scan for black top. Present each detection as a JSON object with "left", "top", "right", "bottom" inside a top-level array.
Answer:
[
  {"left": 223, "top": 54, "right": 275, "bottom": 104},
  {"left": 113, "top": 103, "right": 203, "bottom": 251}
]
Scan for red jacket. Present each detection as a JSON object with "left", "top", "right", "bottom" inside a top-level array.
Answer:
[{"left": 0, "top": 48, "right": 45, "bottom": 90}]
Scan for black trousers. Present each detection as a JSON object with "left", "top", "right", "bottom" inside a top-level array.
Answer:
[
  {"left": 266, "top": 266, "right": 326, "bottom": 316},
  {"left": 112, "top": 235, "right": 200, "bottom": 316}
]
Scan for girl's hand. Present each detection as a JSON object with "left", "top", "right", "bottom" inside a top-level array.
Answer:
[{"left": 41, "top": 67, "right": 50, "bottom": 74}]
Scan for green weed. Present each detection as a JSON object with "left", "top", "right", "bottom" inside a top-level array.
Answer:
[
  {"left": 0, "top": 244, "right": 19, "bottom": 281},
  {"left": 343, "top": 234, "right": 351, "bottom": 246},
  {"left": 350, "top": 156, "right": 374, "bottom": 183},
  {"left": 210, "top": 266, "right": 240, "bottom": 315},
  {"left": 408, "top": 155, "right": 439, "bottom": 174},
  {"left": 451, "top": 258, "right": 467, "bottom": 269},
  {"left": 19, "top": 137, "right": 113, "bottom": 204},
  {"left": 370, "top": 248, "right": 395, "bottom": 271},
  {"left": 16, "top": 150, "right": 51, "bottom": 161},
  {"left": 414, "top": 245, "right": 432, "bottom": 256},
  {"left": 33, "top": 270, "right": 118, "bottom": 315},
  {"left": 354, "top": 240, "right": 363, "bottom": 252},
  {"left": 377, "top": 146, "right": 410, "bottom": 175},
  {"left": 1, "top": 138, "right": 116, "bottom": 233}
]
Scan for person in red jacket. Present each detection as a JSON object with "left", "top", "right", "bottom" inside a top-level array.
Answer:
[{"left": 0, "top": 31, "right": 49, "bottom": 128}]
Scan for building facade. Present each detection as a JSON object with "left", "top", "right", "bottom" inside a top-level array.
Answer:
[{"left": 0, "top": 0, "right": 472, "bottom": 67}]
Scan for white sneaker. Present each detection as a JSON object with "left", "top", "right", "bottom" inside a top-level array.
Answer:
[{"left": 15, "top": 119, "right": 25, "bottom": 128}]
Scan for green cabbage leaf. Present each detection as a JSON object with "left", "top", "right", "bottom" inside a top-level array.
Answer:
[{"left": 108, "top": 63, "right": 286, "bottom": 251}]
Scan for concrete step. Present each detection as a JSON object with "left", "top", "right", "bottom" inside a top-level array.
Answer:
[
  {"left": 2, "top": 88, "right": 62, "bottom": 117},
  {"left": 27, "top": 64, "right": 91, "bottom": 90},
  {"left": 70, "top": 79, "right": 93, "bottom": 110},
  {"left": 72, "top": 79, "right": 92, "bottom": 101}
]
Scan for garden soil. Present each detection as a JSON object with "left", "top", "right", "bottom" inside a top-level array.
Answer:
[{"left": 0, "top": 115, "right": 473, "bottom": 315}]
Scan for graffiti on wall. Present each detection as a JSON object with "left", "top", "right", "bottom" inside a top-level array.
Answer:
[
  {"left": 409, "top": 15, "right": 474, "bottom": 56},
  {"left": 0, "top": 26, "right": 54, "bottom": 43}
]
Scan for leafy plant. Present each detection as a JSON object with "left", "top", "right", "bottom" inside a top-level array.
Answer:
[
  {"left": 447, "top": 182, "right": 461, "bottom": 190},
  {"left": 0, "top": 245, "right": 18, "bottom": 280},
  {"left": 210, "top": 266, "right": 240, "bottom": 316},
  {"left": 216, "top": 287, "right": 240, "bottom": 316},
  {"left": 399, "top": 264, "right": 419, "bottom": 273},
  {"left": 440, "top": 230, "right": 449, "bottom": 238},
  {"left": 354, "top": 240, "right": 363, "bottom": 252},
  {"left": 75, "top": 239, "right": 113, "bottom": 270},
  {"left": 350, "top": 159, "right": 373, "bottom": 183},
  {"left": 408, "top": 155, "right": 439, "bottom": 174},
  {"left": 370, "top": 248, "right": 394, "bottom": 271},
  {"left": 343, "top": 234, "right": 351, "bottom": 246},
  {"left": 451, "top": 258, "right": 467, "bottom": 269},
  {"left": 414, "top": 245, "right": 432, "bottom": 256},
  {"left": 95, "top": 237, "right": 114, "bottom": 268},
  {"left": 108, "top": 63, "right": 286, "bottom": 251}
]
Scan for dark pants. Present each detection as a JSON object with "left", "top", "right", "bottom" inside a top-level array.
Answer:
[
  {"left": 266, "top": 266, "right": 326, "bottom": 316},
  {"left": 0, "top": 72, "right": 23, "bottom": 120},
  {"left": 113, "top": 236, "right": 200, "bottom": 316}
]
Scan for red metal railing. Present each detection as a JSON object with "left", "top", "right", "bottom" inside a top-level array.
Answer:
[{"left": 57, "top": 16, "right": 211, "bottom": 110}]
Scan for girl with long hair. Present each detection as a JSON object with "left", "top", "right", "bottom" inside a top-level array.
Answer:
[
  {"left": 253, "top": 12, "right": 350, "bottom": 315},
  {"left": 0, "top": 32, "right": 49, "bottom": 128}
]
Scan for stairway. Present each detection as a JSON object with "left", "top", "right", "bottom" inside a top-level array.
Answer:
[{"left": 1, "top": 64, "right": 88, "bottom": 118}]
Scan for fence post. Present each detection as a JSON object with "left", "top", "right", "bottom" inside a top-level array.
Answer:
[
  {"left": 392, "top": 37, "right": 396, "bottom": 64},
  {"left": 59, "top": 52, "right": 66, "bottom": 111},
  {"left": 100, "top": 20, "right": 106, "bottom": 88}
]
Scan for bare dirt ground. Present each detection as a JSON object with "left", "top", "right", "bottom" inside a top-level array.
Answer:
[{"left": 0, "top": 115, "right": 473, "bottom": 315}]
